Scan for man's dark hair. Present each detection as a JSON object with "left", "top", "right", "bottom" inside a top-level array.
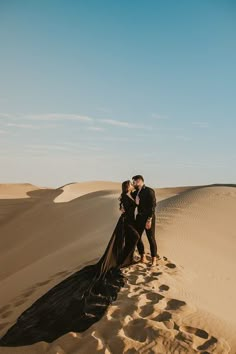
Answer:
[{"left": 132, "top": 174, "right": 144, "bottom": 182}]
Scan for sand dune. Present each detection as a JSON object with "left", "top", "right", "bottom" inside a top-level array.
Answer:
[
  {"left": 0, "top": 182, "right": 235, "bottom": 353},
  {"left": 54, "top": 181, "right": 121, "bottom": 203},
  {"left": 0, "top": 183, "right": 40, "bottom": 199},
  {"left": 157, "top": 185, "right": 236, "bottom": 320}
]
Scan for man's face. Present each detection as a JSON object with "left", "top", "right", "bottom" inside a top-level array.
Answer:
[{"left": 132, "top": 178, "right": 143, "bottom": 189}]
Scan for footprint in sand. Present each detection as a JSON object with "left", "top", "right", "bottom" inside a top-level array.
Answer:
[
  {"left": 141, "top": 275, "right": 155, "bottom": 283},
  {"left": 152, "top": 271, "right": 162, "bottom": 277},
  {"left": 13, "top": 271, "right": 73, "bottom": 307},
  {"left": 0, "top": 322, "right": 10, "bottom": 331},
  {"left": 139, "top": 303, "right": 155, "bottom": 318},
  {"left": 50, "top": 270, "right": 72, "bottom": 279},
  {"left": 146, "top": 292, "right": 164, "bottom": 302},
  {"left": 13, "top": 299, "right": 26, "bottom": 307},
  {"left": 153, "top": 310, "right": 172, "bottom": 322},
  {"left": 165, "top": 262, "right": 176, "bottom": 269},
  {"left": 165, "top": 298, "right": 186, "bottom": 311},
  {"left": 0, "top": 305, "right": 11, "bottom": 315},
  {"left": 0, "top": 305, "right": 13, "bottom": 320},
  {"left": 35, "top": 279, "right": 53, "bottom": 287},
  {"left": 12, "top": 287, "right": 37, "bottom": 307},
  {"left": 180, "top": 325, "right": 209, "bottom": 339},
  {"left": 159, "top": 284, "right": 169, "bottom": 292},
  {"left": 177, "top": 326, "right": 220, "bottom": 352},
  {"left": 197, "top": 336, "right": 218, "bottom": 351},
  {"left": 21, "top": 288, "right": 36, "bottom": 297},
  {"left": 0, "top": 310, "right": 12, "bottom": 319},
  {"left": 10, "top": 276, "right": 63, "bottom": 309},
  {"left": 123, "top": 318, "right": 150, "bottom": 343},
  {"left": 126, "top": 274, "right": 138, "bottom": 283},
  {"left": 175, "top": 330, "right": 195, "bottom": 346}
]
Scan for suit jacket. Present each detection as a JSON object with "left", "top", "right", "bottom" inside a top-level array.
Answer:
[{"left": 131, "top": 184, "right": 156, "bottom": 219}]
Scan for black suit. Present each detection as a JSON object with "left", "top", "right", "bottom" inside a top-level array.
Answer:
[{"left": 132, "top": 185, "right": 157, "bottom": 257}]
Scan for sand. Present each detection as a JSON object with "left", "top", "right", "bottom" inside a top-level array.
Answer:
[
  {"left": 0, "top": 183, "right": 40, "bottom": 199},
  {"left": 0, "top": 182, "right": 235, "bottom": 353}
]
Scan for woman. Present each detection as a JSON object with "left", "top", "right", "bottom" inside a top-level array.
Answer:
[
  {"left": 0, "top": 181, "right": 140, "bottom": 346},
  {"left": 116, "top": 180, "right": 140, "bottom": 267}
]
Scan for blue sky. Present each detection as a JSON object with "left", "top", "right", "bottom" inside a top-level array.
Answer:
[{"left": 0, "top": 0, "right": 235, "bottom": 187}]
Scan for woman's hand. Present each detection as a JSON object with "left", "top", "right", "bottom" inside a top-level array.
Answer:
[
  {"left": 120, "top": 206, "right": 125, "bottom": 214},
  {"left": 145, "top": 218, "right": 152, "bottom": 230},
  {"left": 135, "top": 195, "right": 140, "bottom": 205}
]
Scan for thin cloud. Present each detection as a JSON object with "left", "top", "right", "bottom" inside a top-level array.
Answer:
[
  {"left": 87, "top": 126, "right": 105, "bottom": 132},
  {"left": 174, "top": 161, "right": 223, "bottom": 168},
  {"left": 99, "top": 119, "right": 151, "bottom": 130},
  {"left": 6, "top": 123, "right": 40, "bottom": 129},
  {"left": 25, "top": 142, "right": 105, "bottom": 153},
  {"left": 0, "top": 112, "right": 14, "bottom": 119},
  {"left": 25, "top": 144, "right": 73, "bottom": 151},
  {"left": 0, "top": 113, "right": 92, "bottom": 122},
  {"left": 24, "top": 113, "right": 93, "bottom": 122},
  {"left": 101, "top": 136, "right": 130, "bottom": 142},
  {"left": 99, "top": 119, "right": 131, "bottom": 127},
  {"left": 0, "top": 112, "right": 152, "bottom": 131}
]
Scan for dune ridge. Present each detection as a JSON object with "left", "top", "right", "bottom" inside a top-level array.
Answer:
[{"left": 0, "top": 183, "right": 40, "bottom": 199}]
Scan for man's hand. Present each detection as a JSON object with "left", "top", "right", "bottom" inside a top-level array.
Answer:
[{"left": 145, "top": 218, "right": 152, "bottom": 230}]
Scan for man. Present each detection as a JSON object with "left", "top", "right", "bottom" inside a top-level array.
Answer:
[{"left": 131, "top": 175, "right": 158, "bottom": 266}]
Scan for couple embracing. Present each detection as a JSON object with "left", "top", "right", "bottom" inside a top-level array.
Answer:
[{"left": 118, "top": 174, "right": 158, "bottom": 267}]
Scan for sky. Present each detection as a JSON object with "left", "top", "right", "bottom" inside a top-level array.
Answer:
[{"left": 0, "top": 0, "right": 235, "bottom": 188}]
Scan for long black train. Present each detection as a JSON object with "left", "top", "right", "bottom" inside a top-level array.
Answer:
[{"left": 0, "top": 213, "right": 139, "bottom": 346}]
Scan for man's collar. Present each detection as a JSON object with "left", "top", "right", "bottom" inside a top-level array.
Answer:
[{"left": 138, "top": 184, "right": 146, "bottom": 192}]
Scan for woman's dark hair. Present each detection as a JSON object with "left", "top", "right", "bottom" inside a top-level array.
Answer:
[{"left": 119, "top": 180, "right": 131, "bottom": 209}]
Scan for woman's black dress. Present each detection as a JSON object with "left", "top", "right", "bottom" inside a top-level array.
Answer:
[{"left": 0, "top": 194, "right": 140, "bottom": 346}]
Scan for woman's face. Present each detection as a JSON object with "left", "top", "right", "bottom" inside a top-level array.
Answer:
[{"left": 128, "top": 181, "right": 134, "bottom": 192}]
